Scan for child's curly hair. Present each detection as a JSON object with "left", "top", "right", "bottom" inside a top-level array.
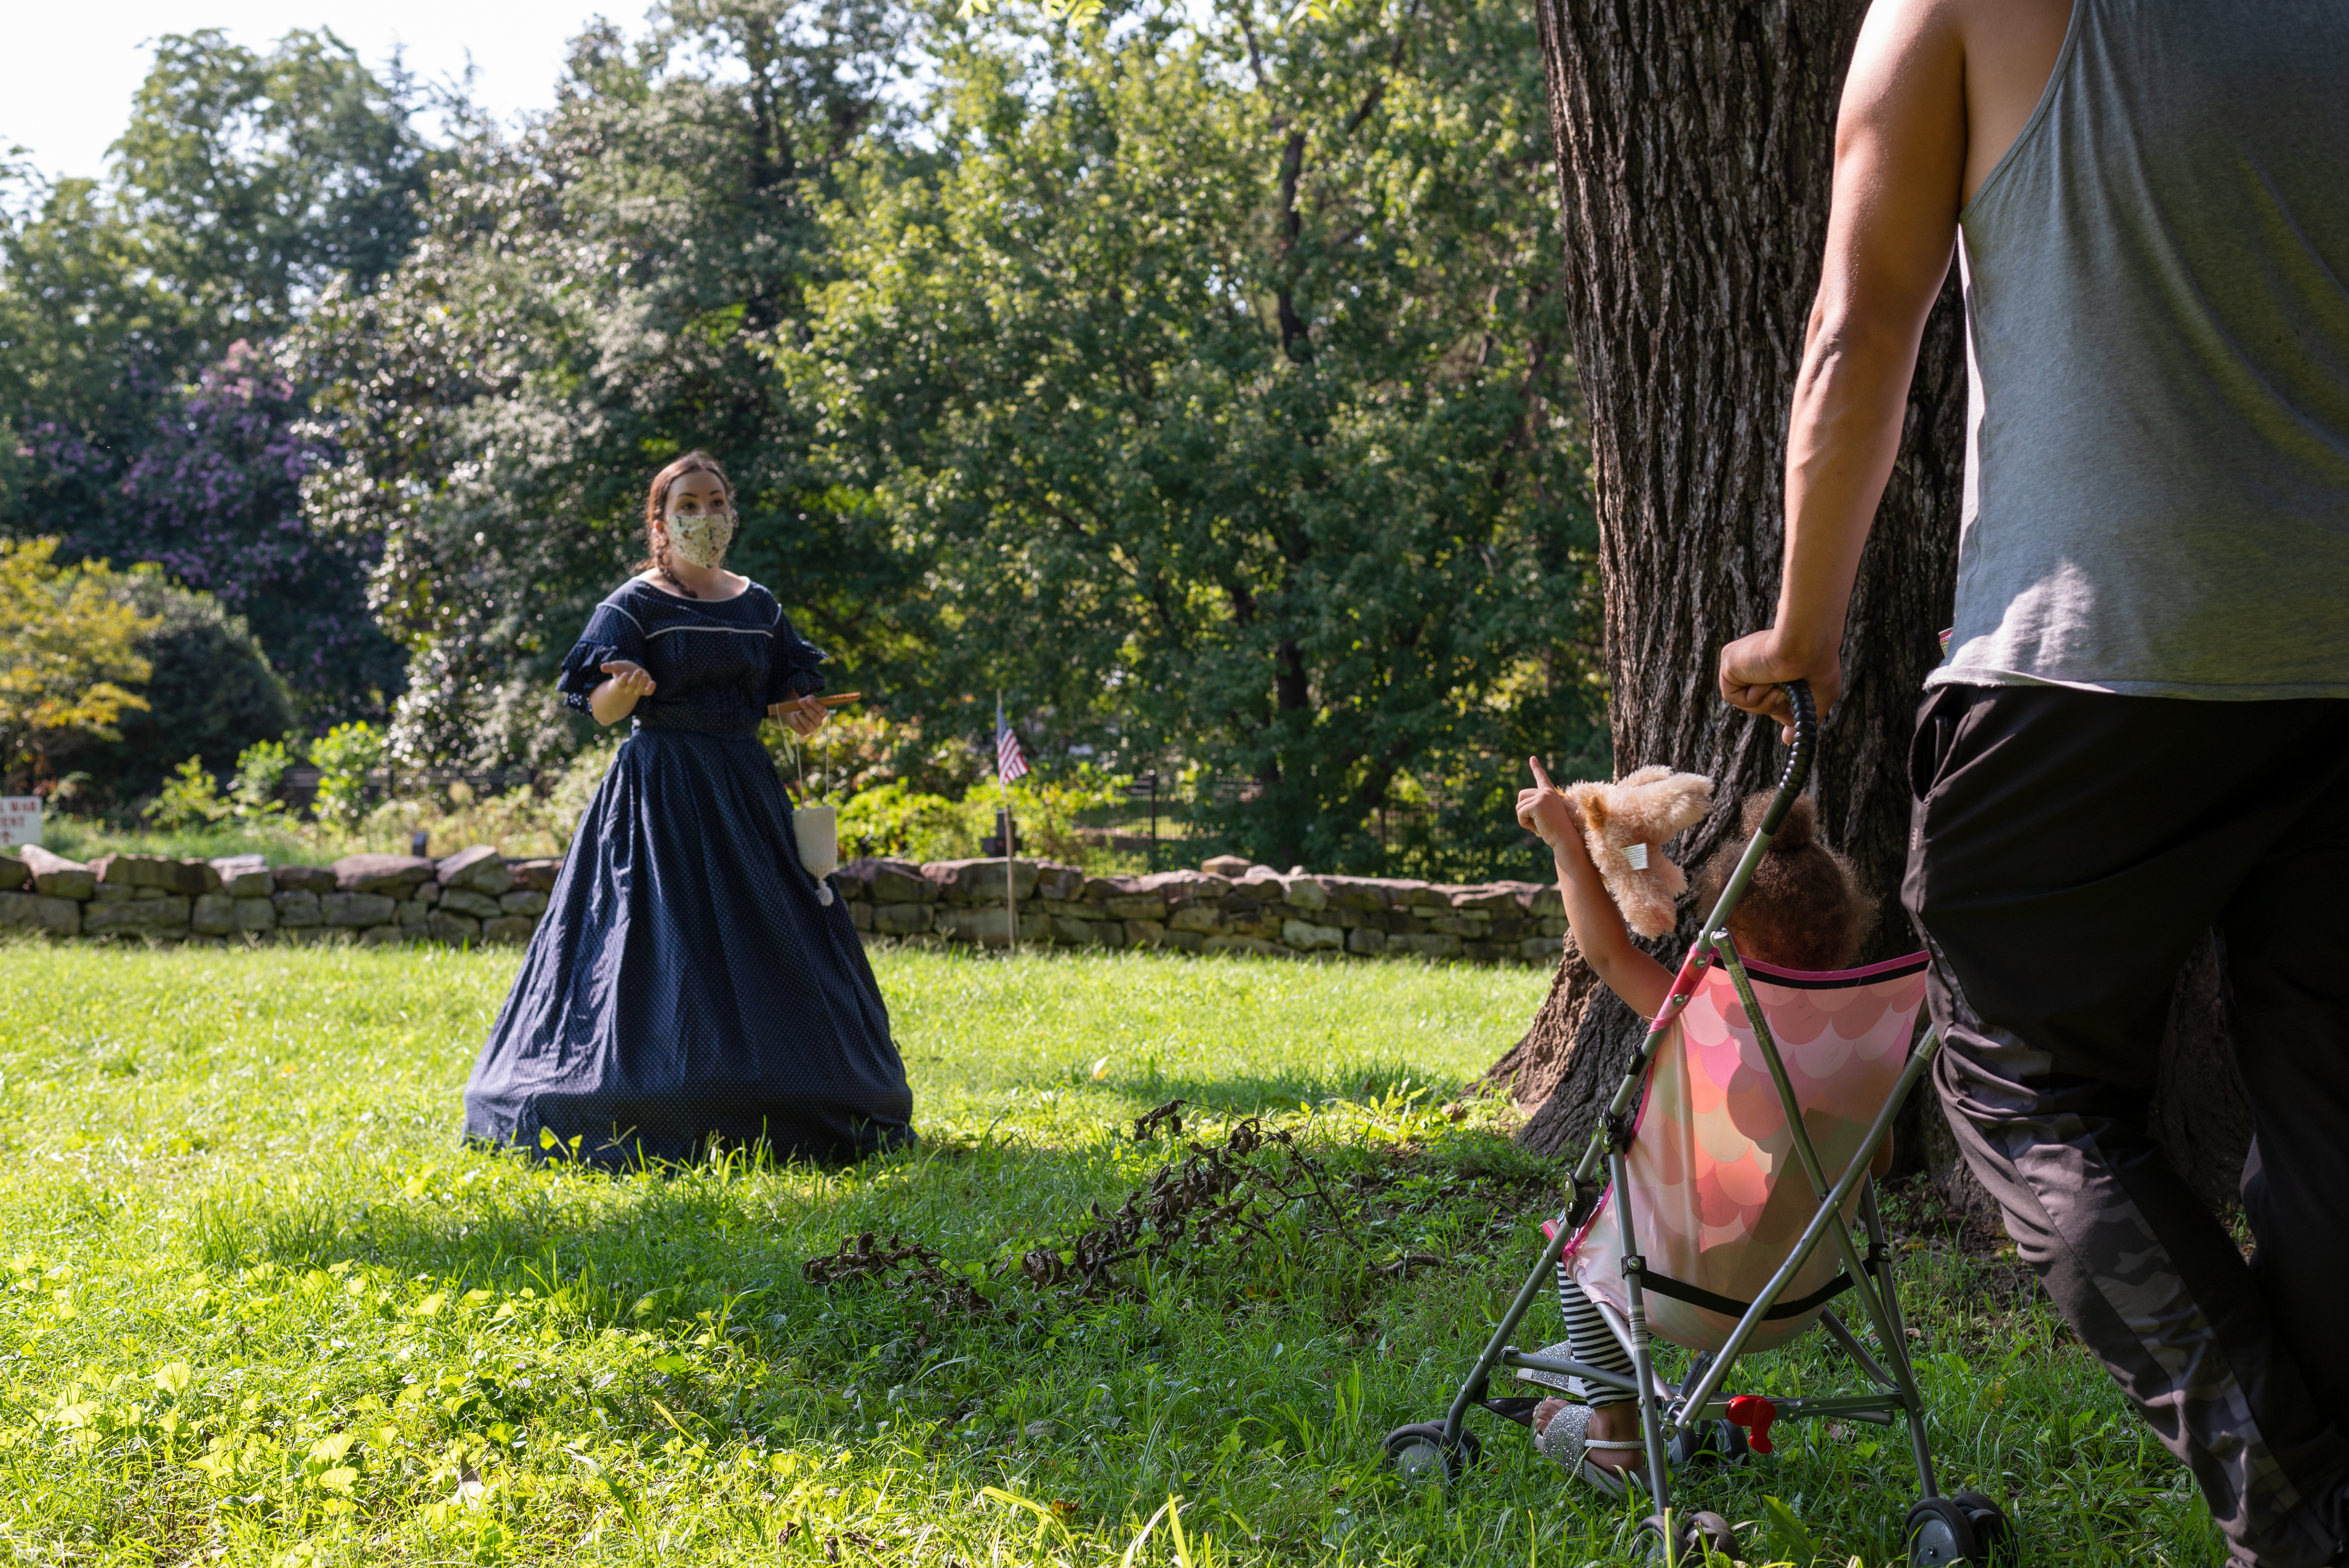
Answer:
[{"left": 1689, "top": 793, "right": 1878, "bottom": 971}]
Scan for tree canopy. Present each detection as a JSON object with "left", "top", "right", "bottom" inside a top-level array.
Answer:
[
  {"left": 297, "top": 0, "right": 921, "bottom": 770},
  {"left": 789, "top": 0, "right": 1598, "bottom": 871},
  {"left": 0, "top": 538, "right": 158, "bottom": 794},
  {"left": 0, "top": 28, "right": 422, "bottom": 727},
  {"left": 2, "top": 0, "right": 1603, "bottom": 871}
]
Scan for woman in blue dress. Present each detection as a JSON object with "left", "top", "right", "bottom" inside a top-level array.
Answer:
[{"left": 463, "top": 451, "right": 914, "bottom": 1166}]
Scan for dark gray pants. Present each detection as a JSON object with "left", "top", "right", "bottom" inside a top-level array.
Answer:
[{"left": 1905, "top": 685, "right": 2349, "bottom": 1567}]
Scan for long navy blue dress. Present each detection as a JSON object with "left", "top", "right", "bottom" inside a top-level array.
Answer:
[{"left": 462, "top": 577, "right": 914, "bottom": 1167}]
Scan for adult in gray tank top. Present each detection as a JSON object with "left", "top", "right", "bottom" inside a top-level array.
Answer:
[{"left": 1719, "top": 2, "right": 2349, "bottom": 1563}]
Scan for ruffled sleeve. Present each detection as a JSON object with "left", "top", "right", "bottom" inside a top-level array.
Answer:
[
  {"left": 557, "top": 594, "right": 650, "bottom": 715},
  {"left": 765, "top": 602, "right": 828, "bottom": 703}
]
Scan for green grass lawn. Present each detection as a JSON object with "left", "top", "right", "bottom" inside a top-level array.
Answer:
[{"left": 0, "top": 944, "right": 2218, "bottom": 1566}]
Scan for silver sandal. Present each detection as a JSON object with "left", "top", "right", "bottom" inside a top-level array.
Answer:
[{"left": 1534, "top": 1402, "right": 1651, "bottom": 1501}]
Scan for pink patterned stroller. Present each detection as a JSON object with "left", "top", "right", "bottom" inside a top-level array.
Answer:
[{"left": 1380, "top": 683, "right": 2014, "bottom": 1567}]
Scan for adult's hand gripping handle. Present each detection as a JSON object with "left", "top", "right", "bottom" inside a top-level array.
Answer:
[{"left": 1755, "top": 679, "right": 1818, "bottom": 837}]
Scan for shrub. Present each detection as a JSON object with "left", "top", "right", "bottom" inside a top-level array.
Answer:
[
  {"left": 41, "top": 563, "right": 292, "bottom": 809},
  {"left": 309, "top": 721, "right": 384, "bottom": 826},
  {"left": 544, "top": 738, "right": 621, "bottom": 842},
  {"left": 832, "top": 770, "right": 1131, "bottom": 867},
  {"left": 143, "top": 756, "right": 232, "bottom": 829},
  {"left": 836, "top": 779, "right": 978, "bottom": 863},
  {"left": 345, "top": 737, "right": 621, "bottom": 860},
  {"left": 763, "top": 708, "right": 986, "bottom": 803},
  {"left": 992, "top": 770, "right": 1129, "bottom": 865},
  {"left": 0, "top": 538, "right": 158, "bottom": 794},
  {"left": 227, "top": 738, "right": 295, "bottom": 817}
]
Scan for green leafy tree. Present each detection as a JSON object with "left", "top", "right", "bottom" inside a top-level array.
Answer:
[
  {"left": 42, "top": 565, "right": 295, "bottom": 810},
  {"left": 0, "top": 31, "right": 431, "bottom": 723},
  {"left": 791, "top": 0, "right": 1602, "bottom": 874},
  {"left": 0, "top": 170, "right": 197, "bottom": 527},
  {"left": 110, "top": 29, "right": 433, "bottom": 337},
  {"left": 296, "top": 0, "right": 921, "bottom": 770},
  {"left": 0, "top": 539, "right": 158, "bottom": 793},
  {"left": 144, "top": 756, "right": 233, "bottom": 829}
]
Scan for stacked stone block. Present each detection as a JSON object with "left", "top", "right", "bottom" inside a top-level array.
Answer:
[
  {"left": 4, "top": 840, "right": 1564, "bottom": 965},
  {"left": 835, "top": 851, "right": 1567, "bottom": 965},
  {"left": 0, "top": 844, "right": 563, "bottom": 948}
]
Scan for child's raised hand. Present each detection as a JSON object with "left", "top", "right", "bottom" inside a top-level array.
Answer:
[{"left": 1515, "top": 757, "right": 1580, "bottom": 850}]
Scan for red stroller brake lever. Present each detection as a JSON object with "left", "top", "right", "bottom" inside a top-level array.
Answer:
[{"left": 1726, "top": 1394, "right": 1778, "bottom": 1454}]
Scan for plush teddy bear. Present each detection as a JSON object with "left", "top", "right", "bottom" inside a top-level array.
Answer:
[{"left": 1562, "top": 765, "right": 1715, "bottom": 938}]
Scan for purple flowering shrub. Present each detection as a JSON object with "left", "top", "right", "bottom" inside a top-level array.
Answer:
[{"left": 38, "top": 341, "right": 404, "bottom": 725}]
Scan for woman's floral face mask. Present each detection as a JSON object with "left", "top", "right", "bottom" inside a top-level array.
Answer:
[{"left": 666, "top": 507, "right": 736, "bottom": 569}]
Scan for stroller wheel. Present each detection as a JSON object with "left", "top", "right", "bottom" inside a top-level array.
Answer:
[
  {"left": 1903, "top": 1496, "right": 1982, "bottom": 1566},
  {"left": 1380, "top": 1421, "right": 1480, "bottom": 1482},
  {"left": 1668, "top": 1417, "right": 1750, "bottom": 1468},
  {"left": 1949, "top": 1492, "right": 2015, "bottom": 1562},
  {"left": 1635, "top": 1510, "right": 1737, "bottom": 1563}
]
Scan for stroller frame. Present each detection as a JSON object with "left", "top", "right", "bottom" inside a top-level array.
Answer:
[{"left": 1385, "top": 683, "right": 2008, "bottom": 1566}]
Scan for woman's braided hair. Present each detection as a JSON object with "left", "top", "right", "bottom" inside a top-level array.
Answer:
[{"left": 634, "top": 450, "right": 733, "bottom": 599}]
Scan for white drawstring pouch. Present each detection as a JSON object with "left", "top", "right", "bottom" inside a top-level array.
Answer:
[{"left": 795, "top": 804, "right": 839, "bottom": 905}]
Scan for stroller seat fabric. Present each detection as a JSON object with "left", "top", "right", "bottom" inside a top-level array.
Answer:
[{"left": 1565, "top": 953, "right": 1930, "bottom": 1353}]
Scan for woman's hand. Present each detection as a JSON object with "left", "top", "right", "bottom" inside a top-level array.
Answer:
[
  {"left": 601, "top": 660, "right": 657, "bottom": 699},
  {"left": 590, "top": 660, "right": 657, "bottom": 725},
  {"left": 768, "top": 694, "right": 827, "bottom": 737},
  {"left": 1515, "top": 757, "right": 1582, "bottom": 851}
]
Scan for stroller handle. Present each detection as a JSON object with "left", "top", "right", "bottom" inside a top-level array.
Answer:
[{"left": 1754, "top": 679, "right": 1818, "bottom": 836}]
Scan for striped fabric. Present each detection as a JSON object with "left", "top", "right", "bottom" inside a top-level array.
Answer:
[{"left": 1556, "top": 1266, "right": 1637, "bottom": 1407}]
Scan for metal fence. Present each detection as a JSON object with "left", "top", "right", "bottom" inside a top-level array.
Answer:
[
  {"left": 1072, "top": 773, "right": 1503, "bottom": 879},
  {"left": 277, "top": 758, "right": 1532, "bottom": 881},
  {"left": 1068, "top": 774, "right": 1235, "bottom": 872},
  {"left": 277, "top": 764, "right": 543, "bottom": 816}
]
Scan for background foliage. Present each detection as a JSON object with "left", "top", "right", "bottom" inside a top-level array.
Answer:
[
  {"left": 0, "top": 29, "right": 422, "bottom": 727},
  {"left": 0, "top": 0, "right": 1603, "bottom": 877},
  {"left": 0, "top": 540, "right": 157, "bottom": 795},
  {"left": 295, "top": 0, "right": 923, "bottom": 772},
  {"left": 790, "top": 0, "right": 1601, "bottom": 873},
  {"left": 42, "top": 564, "right": 292, "bottom": 811}
]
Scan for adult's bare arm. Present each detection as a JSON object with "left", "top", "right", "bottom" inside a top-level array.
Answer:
[{"left": 1717, "top": 0, "right": 1968, "bottom": 735}]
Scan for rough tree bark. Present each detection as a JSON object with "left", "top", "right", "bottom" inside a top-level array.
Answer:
[
  {"left": 1480, "top": 0, "right": 1965, "bottom": 1149},
  {"left": 1485, "top": 0, "right": 2252, "bottom": 1215}
]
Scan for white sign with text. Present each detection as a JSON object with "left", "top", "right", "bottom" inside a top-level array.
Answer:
[{"left": 0, "top": 797, "right": 42, "bottom": 847}]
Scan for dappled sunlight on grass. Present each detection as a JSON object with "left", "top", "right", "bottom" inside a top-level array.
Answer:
[{"left": 0, "top": 943, "right": 2218, "bottom": 1564}]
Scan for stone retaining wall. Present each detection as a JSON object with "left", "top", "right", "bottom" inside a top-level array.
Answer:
[
  {"left": 839, "top": 852, "right": 1566, "bottom": 964},
  {"left": 0, "top": 844, "right": 560, "bottom": 947},
  {"left": 1, "top": 844, "right": 1568, "bottom": 965}
]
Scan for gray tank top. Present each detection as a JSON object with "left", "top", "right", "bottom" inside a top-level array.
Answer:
[{"left": 1935, "top": 0, "right": 2349, "bottom": 700}]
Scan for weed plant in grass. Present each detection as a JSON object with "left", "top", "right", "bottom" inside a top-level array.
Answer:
[{"left": 0, "top": 944, "right": 2220, "bottom": 1564}]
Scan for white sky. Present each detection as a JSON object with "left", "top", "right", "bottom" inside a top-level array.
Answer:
[{"left": 0, "top": 0, "right": 650, "bottom": 183}]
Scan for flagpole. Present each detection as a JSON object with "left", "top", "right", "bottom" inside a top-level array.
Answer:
[{"left": 998, "top": 689, "right": 1016, "bottom": 954}]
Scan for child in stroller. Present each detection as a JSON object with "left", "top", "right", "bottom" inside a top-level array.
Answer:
[
  {"left": 1515, "top": 767, "right": 1883, "bottom": 1488},
  {"left": 1383, "top": 686, "right": 2007, "bottom": 1566}
]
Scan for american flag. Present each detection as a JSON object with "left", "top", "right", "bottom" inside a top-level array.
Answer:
[{"left": 995, "top": 697, "right": 1029, "bottom": 784}]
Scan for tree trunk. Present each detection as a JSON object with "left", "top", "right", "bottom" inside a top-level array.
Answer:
[
  {"left": 1490, "top": 0, "right": 1966, "bottom": 1157},
  {"left": 1493, "top": 0, "right": 2256, "bottom": 1225}
]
